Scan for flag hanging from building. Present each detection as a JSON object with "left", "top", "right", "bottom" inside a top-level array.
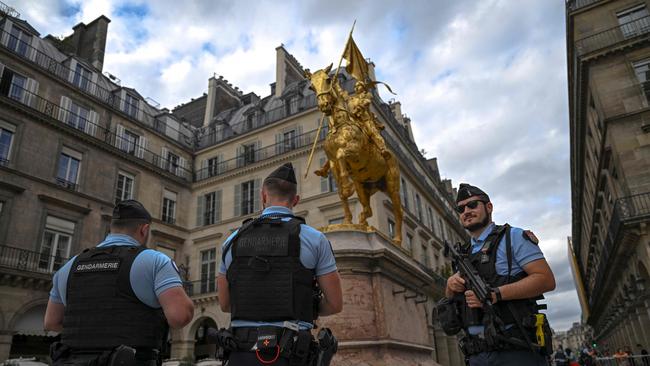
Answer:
[{"left": 343, "top": 35, "right": 369, "bottom": 83}]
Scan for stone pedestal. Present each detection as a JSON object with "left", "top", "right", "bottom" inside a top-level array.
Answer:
[{"left": 319, "top": 228, "right": 444, "bottom": 365}]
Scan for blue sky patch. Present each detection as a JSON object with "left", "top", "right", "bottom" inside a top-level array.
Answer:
[
  {"left": 61, "top": 2, "right": 81, "bottom": 18},
  {"left": 115, "top": 3, "right": 149, "bottom": 19}
]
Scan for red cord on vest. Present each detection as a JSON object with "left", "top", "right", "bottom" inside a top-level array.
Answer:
[{"left": 255, "top": 345, "right": 280, "bottom": 364}]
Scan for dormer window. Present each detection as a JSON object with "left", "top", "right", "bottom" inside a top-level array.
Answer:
[
  {"left": 124, "top": 93, "right": 139, "bottom": 118},
  {"left": 72, "top": 63, "right": 92, "bottom": 92},
  {"left": 8, "top": 25, "right": 31, "bottom": 57}
]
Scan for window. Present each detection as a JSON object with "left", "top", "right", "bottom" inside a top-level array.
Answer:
[
  {"left": 241, "top": 180, "right": 255, "bottom": 215},
  {"left": 8, "top": 73, "right": 26, "bottom": 101},
  {"left": 406, "top": 233, "right": 413, "bottom": 252},
  {"left": 415, "top": 194, "right": 423, "bottom": 222},
  {"left": 200, "top": 248, "right": 216, "bottom": 294},
  {"left": 115, "top": 172, "right": 134, "bottom": 204},
  {"left": 243, "top": 143, "right": 256, "bottom": 165},
  {"left": 207, "top": 156, "right": 220, "bottom": 177},
  {"left": 162, "top": 190, "right": 177, "bottom": 224},
  {"left": 204, "top": 192, "right": 216, "bottom": 225},
  {"left": 320, "top": 157, "right": 337, "bottom": 193},
  {"left": 196, "top": 190, "right": 221, "bottom": 227},
  {"left": 401, "top": 178, "right": 410, "bottom": 210},
  {"left": 72, "top": 63, "right": 92, "bottom": 92},
  {"left": 421, "top": 243, "right": 430, "bottom": 268},
  {"left": 0, "top": 123, "right": 15, "bottom": 165},
  {"left": 123, "top": 130, "right": 140, "bottom": 155},
  {"left": 634, "top": 59, "right": 650, "bottom": 82},
  {"left": 67, "top": 101, "right": 89, "bottom": 131},
  {"left": 7, "top": 25, "right": 31, "bottom": 57},
  {"left": 283, "top": 129, "right": 297, "bottom": 152},
  {"left": 56, "top": 148, "right": 81, "bottom": 190},
  {"left": 617, "top": 5, "right": 650, "bottom": 38},
  {"left": 329, "top": 217, "right": 344, "bottom": 225},
  {"left": 427, "top": 207, "right": 435, "bottom": 234},
  {"left": 39, "top": 216, "right": 74, "bottom": 273},
  {"left": 388, "top": 219, "right": 395, "bottom": 238},
  {"left": 124, "top": 93, "right": 139, "bottom": 118},
  {"left": 0, "top": 68, "right": 36, "bottom": 106},
  {"left": 166, "top": 151, "right": 180, "bottom": 174}
]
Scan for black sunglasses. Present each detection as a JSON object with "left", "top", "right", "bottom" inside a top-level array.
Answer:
[{"left": 456, "top": 200, "right": 484, "bottom": 214}]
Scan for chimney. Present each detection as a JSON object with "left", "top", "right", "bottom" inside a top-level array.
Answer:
[
  {"left": 275, "top": 45, "right": 288, "bottom": 97},
  {"left": 203, "top": 76, "right": 218, "bottom": 127},
  {"left": 64, "top": 15, "right": 111, "bottom": 71}
]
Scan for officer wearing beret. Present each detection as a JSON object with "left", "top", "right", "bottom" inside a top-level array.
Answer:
[
  {"left": 217, "top": 163, "right": 343, "bottom": 365},
  {"left": 44, "top": 200, "right": 194, "bottom": 366},
  {"left": 445, "top": 184, "right": 556, "bottom": 366}
]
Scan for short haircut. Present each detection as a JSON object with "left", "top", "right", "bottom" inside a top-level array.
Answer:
[
  {"left": 110, "top": 219, "right": 150, "bottom": 234},
  {"left": 263, "top": 177, "right": 297, "bottom": 202}
]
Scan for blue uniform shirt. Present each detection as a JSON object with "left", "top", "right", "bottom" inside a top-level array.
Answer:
[
  {"left": 467, "top": 223, "right": 545, "bottom": 335},
  {"left": 50, "top": 234, "right": 183, "bottom": 308},
  {"left": 219, "top": 206, "right": 337, "bottom": 330}
]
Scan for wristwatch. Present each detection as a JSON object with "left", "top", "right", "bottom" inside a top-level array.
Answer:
[{"left": 492, "top": 287, "right": 502, "bottom": 303}]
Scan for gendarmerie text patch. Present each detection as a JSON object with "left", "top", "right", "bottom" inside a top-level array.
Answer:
[{"left": 74, "top": 259, "right": 121, "bottom": 273}]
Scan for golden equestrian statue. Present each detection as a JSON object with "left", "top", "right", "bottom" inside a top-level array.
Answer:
[{"left": 303, "top": 24, "right": 403, "bottom": 245}]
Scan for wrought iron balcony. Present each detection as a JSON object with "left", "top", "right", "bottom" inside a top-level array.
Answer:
[
  {"left": 183, "top": 280, "right": 218, "bottom": 297},
  {"left": 0, "top": 82, "right": 192, "bottom": 181},
  {"left": 588, "top": 191, "right": 650, "bottom": 309},
  {"left": 0, "top": 25, "right": 193, "bottom": 147},
  {"left": 0, "top": 245, "right": 68, "bottom": 275},
  {"left": 195, "top": 127, "right": 324, "bottom": 181},
  {"left": 55, "top": 177, "right": 77, "bottom": 191},
  {"left": 575, "top": 15, "right": 650, "bottom": 57}
]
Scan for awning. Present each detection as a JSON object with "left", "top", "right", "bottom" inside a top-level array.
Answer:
[{"left": 13, "top": 305, "right": 57, "bottom": 337}]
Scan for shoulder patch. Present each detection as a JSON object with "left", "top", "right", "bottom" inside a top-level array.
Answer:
[{"left": 523, "top": 230, "right": 539, "bottom": 245}]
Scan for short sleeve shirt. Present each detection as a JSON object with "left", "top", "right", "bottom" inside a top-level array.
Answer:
[
  {"left": 49, "top": 234, "right": 183, "bottom": 308},
  {"left": 219, "top": 206, "right": 337, "bottom": 329}
]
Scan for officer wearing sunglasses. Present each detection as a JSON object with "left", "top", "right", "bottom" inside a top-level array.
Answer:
[{"left": 445, "top": 183, "right": 556, "bottom": 366}]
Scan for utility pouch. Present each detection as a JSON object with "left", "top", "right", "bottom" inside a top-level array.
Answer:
[
  {"left": 107, "top": 345, "right": 136, "bottom": 366},
  {"left": 49, "top": 342, "right": 71, "bottom": 365},
  {"left": 316, "top": 328, "right": 337, "bottom": 366},
  {"left": 255, "top": 327, "right": 279, "bottom": 350},
  {"left": 436, "top": 297, "right": 462, "bottom": 335}
]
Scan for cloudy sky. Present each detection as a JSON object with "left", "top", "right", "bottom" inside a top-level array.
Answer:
[{"left": 8, "top": 0, "right": 578, "bottom": 330}]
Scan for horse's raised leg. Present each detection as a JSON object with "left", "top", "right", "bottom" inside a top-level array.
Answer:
[
  {"left": 333, "top": 159, "right": 354, "bottom": 224},
  {"left": 384, "top": 157, "right": 403, "bottom": 245}
]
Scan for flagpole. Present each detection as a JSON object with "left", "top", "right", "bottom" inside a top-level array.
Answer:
[{"left": 303, "top": 20, "right": 356, "bottom": 179}]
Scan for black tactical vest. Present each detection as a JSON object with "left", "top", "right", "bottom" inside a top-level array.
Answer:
[
  {"left": 225, "top": 215, "right": 315, "bottom": 323},
  {"left": 62, "top": 245, "right": 167, "bottom": 350},
  {"left": 461, "top": 224, "right": 540, "bottom": 328}
]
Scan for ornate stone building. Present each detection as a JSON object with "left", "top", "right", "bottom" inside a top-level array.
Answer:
[
  {"left": 0, "top": 3, "right": 466, "bottom": 365},
  {"left": 567, "top": 0, "right": 650, "bottom": 351}
]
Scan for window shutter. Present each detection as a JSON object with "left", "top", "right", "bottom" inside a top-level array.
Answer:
[
  {"left": 89, "top": 72, "right": 98, "bottom": 96},
  {"left": 196, "top": 195, "right": 205, "bottom": 227},
  {"left": 275, "top": 133, "right": 281, "bottom": 154},
  {"left": 119, "top": 89, "right": 126, "bottom": 112},
  {"left": 218, "top": 153, "right": 224, "bottom": 174},
  {"left": 234, "top": 184, "right": 241, "bottom": 217},
  {"left": 179, "top": 157, "right": 186, "bottom": 178},
  {"left": 297, "top": 125, "right": 303, "bottom": 146},
  {"left": 136, "top": 136, "right": 147, "bottom": 159},
  {"left": 253, "top": 178, "right": 261, "bottom": 212},
  {"left": 236, "top": 146, "right": 243, "bottom": 168},
  {"left": 86, "top": 110, "right": 99, "bottom": 137},
  {"left": 255, "top": 141, "right": 261, "bottom": 162},
  {"left": 58, "top": 96, "right": 71, "bottom": 123},
  {"left": 200, "top": 158, "right": 208, "bottom": 180},
  {"left": 24, "top": 78, "right": 39, "bottom": 107},
  {"left": 320, "top": 157, "right": 328, "bottom": 193},
  {"left": 68, "top": 59, "right": 78, "bottom": 83},
  {"left": 161, "top": 147, "right": 168, "bottom": 169},
  {"left": 0, "top": 61, "right": 5, "bottom": 81},
  {"left": 215, "top": 190, "right": 222, "bottom": 224},
  {"left": 116, "top": 124, "right": 125, "bottom": 150},
  {"left": 28, "top": 35, "right": 39, "bottom": 61},
  {"left": 136, "top": 102, "right": 144, "bottom": 122},
  {"left": 0, "top": 20, "right": 11, "bottom": 47}
]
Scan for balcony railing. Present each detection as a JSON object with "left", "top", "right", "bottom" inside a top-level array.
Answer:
[
  {"left": 183, "top": 280, "right": 218, "bottom": 297},
  {"left": 566, "top": 0, "right": 604, "bottom": 12},
  {"left": 575, "top": 15, "right": 650, "bottom": 56},
  {"left": 195, "top": 126, "right": 325, "bottom": 181},
  {"left": 589, "top": 192, "right": 650, "bottom": 308},
  {"left": 56, "top": 177, "right": 77, "bottom": 191},
  {"left": 0, "top": 245, "right": 67, "bottom": 274},
  {"left": 0, "top": 82, "right": 192, "bottom": 181},
  {"left": 0, "top": 25, "right": 193, "bottom": 147}
]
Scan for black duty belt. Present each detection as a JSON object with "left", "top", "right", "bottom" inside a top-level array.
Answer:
[
  {"left": 232, "top": 326, "right": 285, "bottom": 351},
  {"left": 461, "top": 328, "right": 532, "bottom": 356}
]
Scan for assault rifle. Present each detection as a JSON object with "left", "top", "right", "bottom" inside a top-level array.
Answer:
[{"left": 444, "top": 241, "right": 537, "bottom": 351}]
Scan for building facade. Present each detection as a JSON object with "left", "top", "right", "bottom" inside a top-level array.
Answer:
[
  {"left": 567, "top": 0, "right": 650, "bottom": 351},
  {"left": 0, "top": 3, "right": 466, "bottom": 365},
  {"left": 553, "top": 322, "right": 594, "bottom": 353}
]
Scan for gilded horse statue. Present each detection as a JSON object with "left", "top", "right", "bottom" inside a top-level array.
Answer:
[{"left": 306, "top": 64, "right": 403, "bottom": 245}]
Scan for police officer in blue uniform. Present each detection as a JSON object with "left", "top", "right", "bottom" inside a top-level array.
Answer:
[
  {"left": 44, "top": 200, "right": 195, "bottom": 366},
  {"left": 217, "top": 162, "right": 343, "bottom": 366},
  {"left": 445, "top": 184, "right": 556, "bottom": 366}
]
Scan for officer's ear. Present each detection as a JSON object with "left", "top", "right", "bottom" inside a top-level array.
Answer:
[
  {"left": 292, "top": 194, "right": 300, "bottom": 207},
  {"left": 485, "top": 201, "right": 493, "bottom": 216}
]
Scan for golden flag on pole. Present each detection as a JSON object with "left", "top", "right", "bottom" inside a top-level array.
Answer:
[{"left": 342, "top": 35, "right": 368, "bottom": 83}]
